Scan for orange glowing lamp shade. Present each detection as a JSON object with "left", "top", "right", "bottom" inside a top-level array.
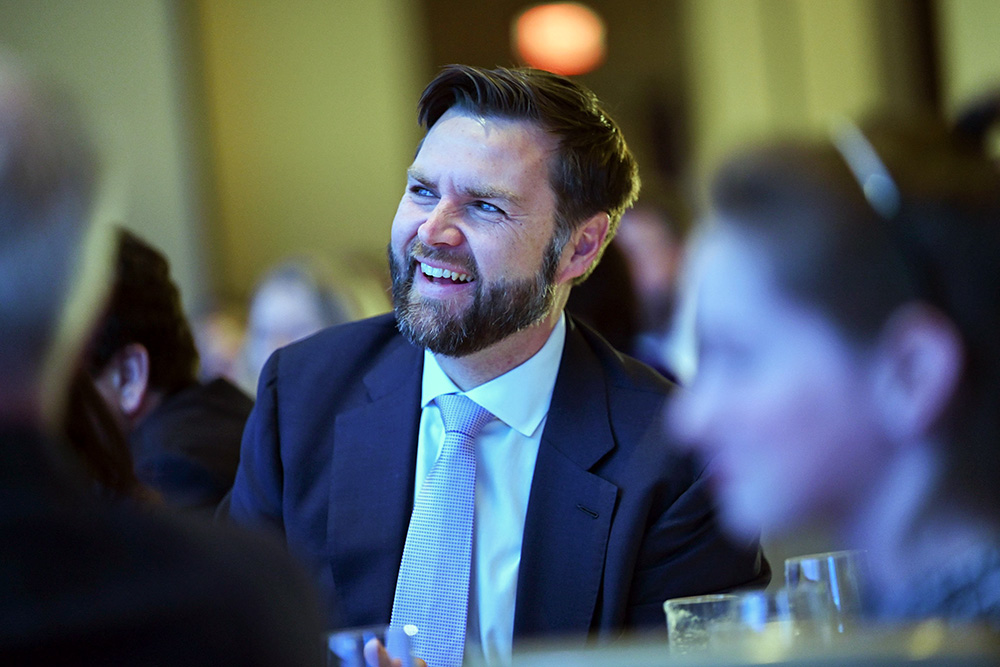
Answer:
[{"left": 514, "top": 3, "right": 606, "bottom": 76}]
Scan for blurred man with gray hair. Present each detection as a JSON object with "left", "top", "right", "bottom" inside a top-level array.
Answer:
[{"left": 0, "top": 53, "right": 324, "bottom": 664}]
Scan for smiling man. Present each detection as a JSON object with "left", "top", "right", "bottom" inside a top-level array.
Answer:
[{"left": 229, "top": 65, "right": 767, "bottom": 666}]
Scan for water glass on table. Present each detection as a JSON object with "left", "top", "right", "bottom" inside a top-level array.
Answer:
[
  {"left": 784, "top": 550, "right": 866, "bottom": 633},
  {"left": 663, "top": 593, "right": 741, "bottom": 654},
  {"left": 716, "top": 583, "right": 836, "bottom": 657}
]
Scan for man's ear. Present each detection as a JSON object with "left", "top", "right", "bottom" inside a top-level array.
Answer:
[
  {"left": 873, "top": 303, "right": 964, "bottom": 440},
  {"left": 557, "top": 212, "right": 609, "bottom": 284},
  {"left": 107, "top": 343, "right": 151, "bottom": 419}
]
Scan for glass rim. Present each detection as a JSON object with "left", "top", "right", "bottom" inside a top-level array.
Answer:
[
  {"left": 663, "top": 593, "right": 741, "bottom": 611},
  {"left": 783, "top": 549, "right": 864, "bottom": 564}
]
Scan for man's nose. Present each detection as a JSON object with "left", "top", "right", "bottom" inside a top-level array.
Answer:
[{"left": 417, "top": 202, "right": 464, "bottom": 247}]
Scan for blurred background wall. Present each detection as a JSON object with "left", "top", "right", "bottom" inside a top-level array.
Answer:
[
  {"left": 0, "top": 0, "right": 210, "bottom": 308},
  {"left": 192, "top": 0, "right": 428, "bottom": 302},
  {"left": 1, "top": 0, "right": 997, "bottom": 314}
]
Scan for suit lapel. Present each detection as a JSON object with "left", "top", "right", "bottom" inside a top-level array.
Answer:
[
  {"left": 327, "top": 337, "right": 423, "bottom": 626},
  {"left": 514, "top": 318, "right": 620, "bottom": 640}
]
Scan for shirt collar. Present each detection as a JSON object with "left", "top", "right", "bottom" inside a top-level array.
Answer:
[{"left": 421, "top": 313, "right": 566, "bottom": 438}]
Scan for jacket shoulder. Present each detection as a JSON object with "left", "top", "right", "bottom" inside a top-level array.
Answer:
[
  {"left": 270, "top": 313, "right": 405, "bottom": 377},
  {"left": 570, "top": 316, "right": 675, "bottom": 398},
  {"left": 283, "top": 312, "right": 400, "bottom": 357}
]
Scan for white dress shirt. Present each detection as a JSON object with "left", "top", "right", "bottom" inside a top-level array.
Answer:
[{"left": 415, "top": 313, "right": 567, "bottom": 666}]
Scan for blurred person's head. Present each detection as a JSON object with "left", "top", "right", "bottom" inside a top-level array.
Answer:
[
  {"left": 191, "top": 304, "right": 244, "bottom": 382},
  {"left": 238, "top": 256, "right": 352, "bottom": 391},
  {"left": 88, "top": 229, "right": 199, "bottom": 431},
  {"left": 669, "top": 113, "right": 1000, "bottom": 544},
  {"left": 565, "top": 241, "right": 640, "bottom": 353},
  {"left": 613, "top": 197, "right": 689, "bottom": 333},
  {"left": 63, "top": 367, "right": 155, "bottom": 502},
  {"left": 0, "top": 52, "right": 103, "bottom": 428}
]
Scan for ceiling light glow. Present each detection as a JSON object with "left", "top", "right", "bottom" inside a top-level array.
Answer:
[{"left": 514, "top": 3, "right": 606, "bottom": 76}]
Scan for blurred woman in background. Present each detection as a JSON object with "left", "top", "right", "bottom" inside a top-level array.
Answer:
[
  {"left": 669, "top": 111, "right": 1000, "bottom": 624},
  {"left": 64, "top": 368, "right": 158, "bottom": 504},
  {"left": 233, "top": 256, "right": 354, "bottom": 395},
  {"left": 232, "top": 253, "right": 391, "bottom": 395}
]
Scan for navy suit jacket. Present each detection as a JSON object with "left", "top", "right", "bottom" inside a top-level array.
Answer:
[{"left": 230, "top": 313, "right": 767, "bottom": 643}]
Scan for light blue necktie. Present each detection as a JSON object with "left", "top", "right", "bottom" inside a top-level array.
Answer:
[{"left": 390, "top": 394, "right": 494, "bottom": 667}]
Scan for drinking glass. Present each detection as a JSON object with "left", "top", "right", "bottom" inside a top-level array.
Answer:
[
  {"left": 326, "top": 624, "right": 413, "bottom": 667},
  {"left": 663, "top": 593, "right": 740, "bottom": 654},
  {"left": 784, "top": 550, "right": 866, "bottom": 633},
  {"left": 719, "top": 584, "right": 836, "bottom": 655}
]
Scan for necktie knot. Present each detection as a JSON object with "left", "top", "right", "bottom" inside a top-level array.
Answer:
[{"left": 435, "top": 393, "right": 494, "bottom": 441}]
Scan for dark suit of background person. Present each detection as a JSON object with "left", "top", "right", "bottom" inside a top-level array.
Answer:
[
  {"left": 231, "top": 313, "right": 767, "bottom": 637},
  {"left": 89, "top": 230, "right": 251, "bottom": 512},
  {"left": 129, "top": 376, "right": 251, "bottom": 508},
  {"left": 0, "top": 53, "right": 324, "bottom": 664}
]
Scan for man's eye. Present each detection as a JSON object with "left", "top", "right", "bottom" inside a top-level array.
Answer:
[
  {"left": 409, "top": 186, "right": 435, "bottom": 198},
  {"left": 473, "top": 201, "right": 504, "bottom": 215}
]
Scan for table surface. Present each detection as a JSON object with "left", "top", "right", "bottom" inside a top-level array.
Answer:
[{"left": 506, "top": 623, "right": 1000, "bottom": 667}]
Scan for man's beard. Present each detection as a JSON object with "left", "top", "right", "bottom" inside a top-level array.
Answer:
[{"left": 389, "top": 237, "right": 562, "bottom": 357}]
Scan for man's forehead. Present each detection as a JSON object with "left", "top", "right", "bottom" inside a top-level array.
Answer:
[
  {"left": 414, "top": 111, "right": 555, "bottom": 169},
  {"left": 421, "top": 107, "right": 553, "bottom": 147},
  {"left": 407, "top": 109, "right": 558, "bottom": 202},
  {"left": 436, "top": 105, "right": 537, "bottom": 129}
]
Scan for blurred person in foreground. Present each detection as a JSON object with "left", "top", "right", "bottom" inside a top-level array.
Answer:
[
  {"left": 669, "top": 111, "right": 1000, "bottom": 625},
  {"left": 0, "top": 53, "right": 324, "bottom": 662},
  {"left": 229, "top": 64, "right": 768, "bottom": 667},
  {"left": 88, "top": 229, "right": 252, "bottom": 512}
]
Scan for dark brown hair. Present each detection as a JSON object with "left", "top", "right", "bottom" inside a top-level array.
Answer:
[
  {"left": 64, "top": 367, "right": 156, "bottom": 502},
  {"left": 710, "top": 112, "right": 1000, "bottom": 511},
  {"left": 89, "top": 229, "right": 199, "bottom": 395},
  {"left": 417, "top": 65, "right": 640, "bottom": 282}
]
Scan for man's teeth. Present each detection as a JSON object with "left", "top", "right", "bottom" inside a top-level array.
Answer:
[{"left": 421, "top": 262, "right": 471, "bottom": 283}]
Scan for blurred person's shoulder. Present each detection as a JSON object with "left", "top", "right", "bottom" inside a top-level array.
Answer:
[
  {"left": 0, "top": 452, "right": 326, "bottom": 664},
  {"left": 120, "top": 505, "right": 327, "bottom": 662},
  {"left": 153, "top": 376, "right": 254, "bottom": 422}
]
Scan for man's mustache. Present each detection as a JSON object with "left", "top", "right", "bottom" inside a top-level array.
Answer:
[{"left": 406, "top": 240, "right": 478, "bottom": 279}]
